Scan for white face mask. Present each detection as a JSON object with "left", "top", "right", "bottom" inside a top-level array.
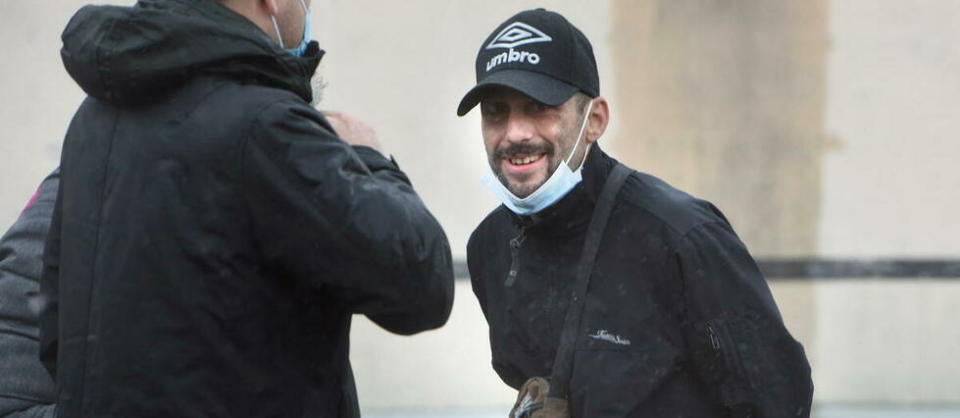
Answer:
[{"left": 482, "top": 101, "right": 594, "bottom": 215}]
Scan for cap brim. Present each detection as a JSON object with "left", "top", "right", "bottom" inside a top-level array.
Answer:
[{"left": 457, "top": 70, "right": 579, "bottom": 116}]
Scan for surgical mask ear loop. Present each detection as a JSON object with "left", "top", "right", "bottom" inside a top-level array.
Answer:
[
  {"left": 270, "top": 0, "right": 309, "bottom": 51},
  {"left": 566, "top": 100, "right": 594, "bottom": 172},
  {"left": 271, "top": 16, "right": 286, "bottom": 48}
]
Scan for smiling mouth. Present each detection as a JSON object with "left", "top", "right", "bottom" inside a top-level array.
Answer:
[{"left": 507, "top": 153, "right": 545, "bottom": 166}]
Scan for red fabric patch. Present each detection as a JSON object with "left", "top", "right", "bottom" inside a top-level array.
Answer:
[{"left": 21, "top": 188, "right": 41, "bottom": 214}]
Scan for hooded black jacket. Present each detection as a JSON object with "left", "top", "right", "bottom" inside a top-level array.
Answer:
[
  {"left": 468, "top": 147, "right": 813, "bottom": 417},
  {"left": 40, "top": 1, "right": 454, "bottom": 416}
]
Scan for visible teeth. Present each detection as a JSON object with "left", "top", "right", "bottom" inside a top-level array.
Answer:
[{"left": 510, "top": 155, "right": 540, "bottom": 165}]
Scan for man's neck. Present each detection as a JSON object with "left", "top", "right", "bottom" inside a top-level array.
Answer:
[{"left": 218, "top": 0, "right": 275, "bottom": 42}]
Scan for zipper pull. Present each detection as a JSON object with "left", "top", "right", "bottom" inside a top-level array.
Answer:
[
  {"left": 504, "top": 227, "right": 527, "bottom": 287},
  {"left": 707, "top": 324, "right": 721, "bottom": 351},
  {"left": 705, "top": 322, "right": 749, "bottom": 385}
]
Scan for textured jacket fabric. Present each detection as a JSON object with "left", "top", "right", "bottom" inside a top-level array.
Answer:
[
  {"left": 468, "top": 147, "right": 813, "bottom": 417},
  {"left": 0, "top": 171, "right": 58, "bottom": 418},
  {"left": 40, "top": 1, "right": 454, "bottom": 416}
]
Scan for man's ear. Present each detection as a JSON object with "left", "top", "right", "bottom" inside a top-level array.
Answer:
[
  {"left": 585, "top": 97, "right": 609, "bottom": 144},
  {"left": 262, "top": 0, "right": 280, "bottom": 17}
]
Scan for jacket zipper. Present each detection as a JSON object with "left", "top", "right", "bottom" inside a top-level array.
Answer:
[
  {"left": 504, "top": 227, "right": 527, "bottom": 287},
  {"left": 706, "top": 322, "right": 748, "bottom": 380}
]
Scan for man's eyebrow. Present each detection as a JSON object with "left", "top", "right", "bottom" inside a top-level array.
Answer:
[{"left": 529, "top": 100, "right": 556, "bottom": 108}]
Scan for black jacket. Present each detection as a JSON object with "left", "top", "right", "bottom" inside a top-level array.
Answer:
[
  {"left": 468, "top": 147, "right": 812, "bottom": 417},
  {"left": 41, "top": 1, "right": 454, "bottom": 417}
]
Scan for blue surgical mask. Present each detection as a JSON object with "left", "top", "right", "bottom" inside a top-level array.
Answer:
[
  {"left": 271, "top": 0, "right": 312, "bottom": 57},
  {"left": 482, "top": 101, "right": 594, "bottom": 215}
]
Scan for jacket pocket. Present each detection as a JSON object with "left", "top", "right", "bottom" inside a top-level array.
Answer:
[{"left": 704, "top": 318, "right": 754, "bottom": 412}]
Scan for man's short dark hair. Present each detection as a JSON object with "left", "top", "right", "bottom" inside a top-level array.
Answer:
[{"left": 574, "top": 92, "right": 592, "bottom": 114}]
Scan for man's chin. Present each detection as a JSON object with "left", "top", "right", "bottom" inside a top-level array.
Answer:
[
  {"left": 495, "top": 171, "right": 547, "bottom": 198},
  {"left": 505, "top": 181, "right": 543, "bottom": 198}
]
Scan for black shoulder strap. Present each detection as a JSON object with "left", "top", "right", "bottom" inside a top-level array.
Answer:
[{"left": 548, "top": 162, "right": 632, "bottom": 398}]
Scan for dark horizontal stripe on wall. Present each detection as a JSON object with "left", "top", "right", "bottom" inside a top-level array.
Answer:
[
  {"left": 756, "top": 259, "right": 960, "bottom": 279},
  {"left": 452, "top": 259, "right": 960, "bottom": 280}
]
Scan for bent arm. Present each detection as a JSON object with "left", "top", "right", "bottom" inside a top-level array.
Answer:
[
  {"left": 678, "top": 221, "right": 813, "bottom": 417},
  {"left": 243, "top": 100, "right": 454, "bottom": 335}
]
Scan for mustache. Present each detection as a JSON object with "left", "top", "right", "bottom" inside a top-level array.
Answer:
[{"left": 494, "top": 142, "right": 555, "bottom": 160}]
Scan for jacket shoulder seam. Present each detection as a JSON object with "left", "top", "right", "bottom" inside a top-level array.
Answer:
[{"left": 617, "top": 197, "right": 719, "bottom": 241}]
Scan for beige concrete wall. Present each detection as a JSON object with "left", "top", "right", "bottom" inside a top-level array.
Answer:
[
  {"left": 0, "top": 1, "right": 93, "bottom": 228},
  {"left": 819, "top": 0, "right": 960, "bottom": 257},
  {"left": 795, "top": 280, "right": 960, "bottom": 404},
  {"left": 607, "top": 0, "right": 828, "bottom": 258}
]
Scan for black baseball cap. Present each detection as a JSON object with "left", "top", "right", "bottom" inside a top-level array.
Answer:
[{"left": 457, "top": 8, "right": 600, "bottom": 116}]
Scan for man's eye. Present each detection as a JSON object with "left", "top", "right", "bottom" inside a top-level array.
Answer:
[
  {"left": 529, "top": 102, "right": 553, "bottom": 113},
  {"left": 482, "top": 103, "right": 506, "bottom": 116}
]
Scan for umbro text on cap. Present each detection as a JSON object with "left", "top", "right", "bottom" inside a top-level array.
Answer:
[{"left": 457, "top": 8, "right": 601, "bottom": 116}]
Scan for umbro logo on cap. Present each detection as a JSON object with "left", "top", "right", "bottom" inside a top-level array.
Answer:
[
  {"left": 457, "top": 9, "right": 600, "bottom": 116},
  {"left": 484, "top": 21, "right": 552, "bottom": 71},
  {"left": 486, "top": 22, "right": 553, "bottom": 50}
]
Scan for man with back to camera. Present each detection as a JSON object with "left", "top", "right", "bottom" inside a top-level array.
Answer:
[
  {"left": 41, "top": 0, "right": 454, "bottom": 416},
  {"left": 459, "top": 9, "right": 813, "bottom": 417}
]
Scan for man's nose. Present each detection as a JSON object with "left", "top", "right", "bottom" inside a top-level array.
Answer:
[{"left": 503, "top": 113, "right": 535, "bottom": 143}]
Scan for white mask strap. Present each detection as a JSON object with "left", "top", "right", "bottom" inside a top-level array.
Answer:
[
  {"left": 567, "top": 100, "right": 594, "bottom": 171},
  {"left": 271, "top": 16, "right": 285, "bottom": 48},
  {"left": 271, "top": 0, "right": 310, "bottom": 51}
]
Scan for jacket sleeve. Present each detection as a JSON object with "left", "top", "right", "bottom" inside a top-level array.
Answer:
[
  {"left": 241, "top": 99, "right": 454, "bottom": 335},
  {"left": 465, "top": 228, "right": 489, "bottom": 319},
  {"left": 1, "top": 404, "right": 56, "bottom": 418},
  {"left": 677, "top": 221, "right": 813, "bottom": 417},
  {"left": 0, "top": 170, "right": 59, "bottom": 417}
]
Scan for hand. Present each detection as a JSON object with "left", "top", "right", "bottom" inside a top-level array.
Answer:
[{"left": 323, "top": 111, "right": 383, "bottom": 153}]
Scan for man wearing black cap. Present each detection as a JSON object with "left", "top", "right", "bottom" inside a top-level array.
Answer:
[{"left": 460, "top": 9, "right": 813, "bottom": 417}]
